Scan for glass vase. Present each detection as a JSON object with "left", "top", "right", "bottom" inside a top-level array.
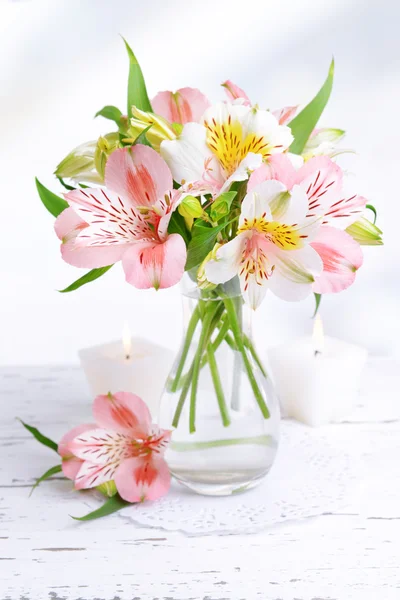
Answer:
[{"left": 158, "top": 275, "right": 280, "bottom": 496}]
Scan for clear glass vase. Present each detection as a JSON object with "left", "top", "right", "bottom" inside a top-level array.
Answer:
[{"left": 158, "top": 275, "right": 280, "bottom": 496}]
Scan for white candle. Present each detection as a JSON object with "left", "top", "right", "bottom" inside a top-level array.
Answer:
[
  {"left": 79, "top": 325, "right": 174, "bottom": 418},
  {"left": 267, "top": 315, "right": 367, "bottom": 427}
]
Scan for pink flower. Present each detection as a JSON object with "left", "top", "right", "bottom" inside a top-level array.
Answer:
[
  {"left": 61, "top": 392, "right": 171, "bottom": 503},
  {"left": 152, "top": 87, "right": 210, "bottom": 124},
  {"left": 248, "top": 154, "right": 365, "bottom": 294},
  {"left": 55, "top": 145, "right": 187, "bottom": 290}
]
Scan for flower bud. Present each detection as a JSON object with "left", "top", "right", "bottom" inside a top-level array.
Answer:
[
  {"left": 55, "top": 141, "right": 98, "bottom": 181},
  {"left": 346, "top": 217, "right": 383, "bottom": 246},
  {"left": 178, "top": 195, "right": 204, "bottom": 220},
  {"left": 94, "top": 133, "right": 120, "bottom": 180},
  {"left": 96, "top": 480, "right": 117, "bottom": 497},
  {"left": 126, "top": 106, "right": 177, "bottom": 151}
]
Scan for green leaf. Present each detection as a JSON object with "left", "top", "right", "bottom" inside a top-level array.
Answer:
[
  {"left": 185, "top": 221, "right": 226, "bottom": 271},
  {"left": 18, "top": 419, "right": 58, "bottom": 452},
  {"left": 289, "top": 59, "right": 335, "bottom": 155},
  {"left": 123, "top": 37, "right": 152, "bottom": 116},
  {"left": 168, "top": 211, "right": 191, "bottom": 246},
  {"left": 366, "top": 203, "right": 377, "bottom": 224},
  {"left": 57, "top": 177, "right": 76, "bottom": 191},
  {"left": 313, "top": 293, "right": 322, "bottom": 318},
  {"left": 30, "top": 464, "right": 62, "bottom": 496},
  {"left": 95, "top": 105, "right": 123, "bottom": 127},
  {"left": 210, "top": 191, "right": 237, "bottom": 222},
  {"left": 59, "top": 266, "right": 113, "bottom": 293},
  {"left": 71, "top": 494, "right": 130, "bottom": 521},
  {"left": 35, "top": 178, "right": 69, "bottom": 218},
  {"left": 133, "top": 124, "right": 153, "bottom": 147}
]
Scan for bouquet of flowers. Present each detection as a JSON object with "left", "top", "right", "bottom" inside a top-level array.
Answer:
[{"left": 29, "top": 39, "right": 382, "bottom": 510}]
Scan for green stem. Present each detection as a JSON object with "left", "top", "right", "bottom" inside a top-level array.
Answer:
[
  {"left": 244, "top": 335, "right": 267, "bottom": 378},
  {"left": 172, "top": 363, "right": 194, "bottom": 428},
  {"left": 171, "top": 434, "right": 275, "bottom": 451},
  {"left": 189, "top": 301, "right": 222, "bottom": 433},
  {"left": 207, "top": 344, "right": 231, "bottom": 427},
  {"left": 170, "top": 305, "right": 200, "bottom": 393},
  {"left": 222, "top": 295, "right": 270, "bottom": 419}
]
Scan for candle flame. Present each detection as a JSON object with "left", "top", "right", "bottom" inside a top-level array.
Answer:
[
  {"left": 122, "top": 321, "right": 131, "bottom": 360},
  {"left": 313, "top": 314, "right": 324, "bottom": 355}
]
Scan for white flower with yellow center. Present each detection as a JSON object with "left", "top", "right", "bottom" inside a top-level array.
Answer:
[
  {"left": 205, "top": 180, "right": 324, "bottom": 309},
  {"left": 160, "top": 102, "right": 293, "bottom": 195}
]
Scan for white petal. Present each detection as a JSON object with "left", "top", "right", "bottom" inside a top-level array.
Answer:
[
  {"left": 240, "top": 180, "right": 286, "bottom": 224},
  {"left": 205, "top": 235, "right": 245, "bottom": 284},
  {"left": 240, "top": 273, "right": 269, "bottom": 310},
  {"left": 220, "top": 153, "right": 263, "bottom": 193},
  {"left": 277, "top": 184, "right": 309, "bottom": 224},
  {"left": 268, "top": 245, "right": 323, "bottom": 301},
  {"left": 160, "top": 123, "right": 218, "bottom": 186},
  {"left": 202, "top": 101, "right": 249, "bottom": 127},
  {"left": 243, "top": 108, "right": 293, "bottom": 153}
]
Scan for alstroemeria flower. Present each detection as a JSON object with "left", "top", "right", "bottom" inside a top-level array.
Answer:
[
  {"left": 205, "top": 179, "right": 323, "bottom": 309},
  {"left": 152, "top": 87, "right": 211, "bottom": 125},
  {"left": 160, "top": 102, "right": 293, "bottom": 196},
  {"left": 55, "top": 145, "right": 187, "bottom": 290},
  {"left": 63, "top": 392, "right": 171, "bottom": 503},
  {"left": 247, "top": 154, "right": 365, "bottom": 294}
]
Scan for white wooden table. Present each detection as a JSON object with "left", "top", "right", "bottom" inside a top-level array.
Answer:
[{"left": 1, "top": 361, "right": 399, "bottom": 600}]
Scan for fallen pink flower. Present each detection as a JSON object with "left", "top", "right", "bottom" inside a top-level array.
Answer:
[{"left": 61, "top": 392, "right": 171, "bottom": 503}]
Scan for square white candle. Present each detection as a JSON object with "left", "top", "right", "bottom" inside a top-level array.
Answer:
[
  {"left": 267, "top": 316, "right": 367, "bottom": 427},
  {"left": 79, "top": 335, "right": 174, "bottom": 418}
]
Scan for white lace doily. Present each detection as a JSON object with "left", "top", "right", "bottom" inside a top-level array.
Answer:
[{"left": 116, "top": 420, "right": 357, "bottom": 536}]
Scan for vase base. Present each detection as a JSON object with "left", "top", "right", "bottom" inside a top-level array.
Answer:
[{"left": 171, "top": 467, "right": 270, "bottom": 496}]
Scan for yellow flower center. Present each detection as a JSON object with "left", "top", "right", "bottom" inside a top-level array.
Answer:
[
  {"left": 238, "top": 217, "right": 303, "bottom": 250},
  {"left": 204, "top": 116, "right": 273, "bottom": 176}
]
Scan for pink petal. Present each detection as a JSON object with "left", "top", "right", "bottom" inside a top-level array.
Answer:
[
  {"left": 65, "top": 186, "right": 155, "bottom": 250},
  {"left": 311, "top": 226, "right": 363, "bottom": 294},
  {"left": 152, "top": 88, "right": 210, "bottom": 124},
  {"left": 58, "top": 423, "right": 96, "bottom": 481},
  {"left": 247, "top": 154, "right": 297, "bottom": 192},
  {"left": 62, "top": 457, "right": 83, "bottom": 481},
  {"left": 93, "top": 392, "right": 152, "bottom": 437},
  {"left": 221, "top": 80, "right": 251, "bottom": 106},
  {"left": 114, "top": 455, "right": 171, "bottom": 502},
  {"left": 74, "top": 459, "right": 120, "bottom": 490},
  {"left": 322, "top": 194, "right": 367, "bottom": 229},
  {"left": 144, "top": 426, "right": 172, "bottom": 455},
  {"left": 122, "top": 234, "right": 186, "bottom": 290},
  {"left": 55, "top": 208, "right": 126, "bottom": 268},
  {"left": 295, "top": 156, "right": 343, "bottom": 218},
  {"left": 58, "top": 423, "right": 96, "bottom": 458},
  {"left": 54, "top": 207, "right": 86, "bottom": 241},
  {"left": 60, "top": 237, "right": 126, "bottom": 269},
  {"left": 67, "top": 427, "right": 132, "bottom": 463},
  {"left": 272, "top": 106, "right": 298, "bottom": 125},
  {"left": 105, "top": 145, "right": 173, "bottom": 207}
]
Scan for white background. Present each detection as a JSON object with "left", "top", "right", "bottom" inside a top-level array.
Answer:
[{"left": 0, "top": 0, "right": 398, "bottom": 365}]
